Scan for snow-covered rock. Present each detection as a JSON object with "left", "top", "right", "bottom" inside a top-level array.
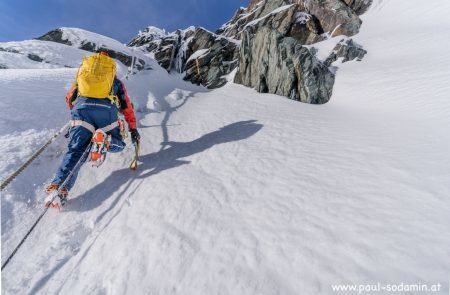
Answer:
[
  {"left": 132, "top": 27, "right": 195, "bottom": 73},
  {"left": 0, "top": 40, "right": 93, "bottom": 69},
  {"left": 235, "top": 26, "right": 335, "bottom": 103},
  {"left": 127, "top": 26, "right": 168, "bottom": 47},
  {"left": 37, "top": 27, "right": 147, "bottom": 69},
  {"left": 324, "top": 38, "right": 368, "bottom": 67},
  {"left": 127, "top": 0, "right": 371, "bottom": 103},
  {"left": 184, "top": 28, "right": 239, "bottom": 89},
  {"left": 218, "top": 0, "right": 364, "bottom": 40}
]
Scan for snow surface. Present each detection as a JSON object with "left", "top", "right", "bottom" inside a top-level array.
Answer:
[
  {"left": 2, "top": 0, "right": 450, "bottom": 294},
  {"left": 59, "top": 27, "right": 133, "bottom": 56},
  {"left": 0, "top": 40, "right": 87, "bottom": 69}
]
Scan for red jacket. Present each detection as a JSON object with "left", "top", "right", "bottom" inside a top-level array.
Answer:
[{"left": 65, "top": 78, "right": 137, "bottom": 129}]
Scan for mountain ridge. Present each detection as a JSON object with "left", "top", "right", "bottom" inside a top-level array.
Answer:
[{"left": 2, "top": 0, "right": 372, "bottom": 104}]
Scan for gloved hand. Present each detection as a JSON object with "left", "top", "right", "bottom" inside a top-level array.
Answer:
[{"left": 130, "top": 128, "right": 140, "bottom": 144}]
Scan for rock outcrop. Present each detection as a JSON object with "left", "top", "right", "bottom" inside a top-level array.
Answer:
[
  {"left": 135, "top": 27, "right": 239, "bottom": 89},
  {"left": 324, "top": 38, "right": 368, "bottom": 67},
  {"left": 301, "top": 0, "right": 362, "bottom": 37},
  {"left": 217, "top": 0, "right": 364, "bottom": 40},
  {"left": 342, "top": 0, "right": 373, "bottom": 15},
  {"left": 36, "top": 29, "right": 72, "bottom": 46},
  {"left": 226, "top": 0, "right": 371, "bottom": 103},
  {"left": 184, "top": 28, "right": 239, "bottom": 89},
  {"left": 127, "top": 0, "right": 372, "bottom": 103},
  {"left": 127, "top": 26, "right": 167, "bottom": 47},
  {"left": 130, "top": 27, "right": 195, "bottom": 72},
  {"left": 235, "top": 27, "right": 334, "bottom": 104}
]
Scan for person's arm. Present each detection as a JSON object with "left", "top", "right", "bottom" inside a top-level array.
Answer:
[
  {"left": 116, "top": 79, "right": 140, "bottom": 143},
  {"left": 116, "top": 79, "right": 137, "bottom": 130},
  {"left": 65, "top": 83, "right": 78, "bottom": 110}
]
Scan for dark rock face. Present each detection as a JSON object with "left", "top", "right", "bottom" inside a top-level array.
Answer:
[
  {"left": 27, "top": 54, "right": 44, "bottom": 62},
  {"left": 342, "top": 0, "right": 373, "bottom": 15},
  {"left": 324, "top": 39, "right": 368, "bottom": 67},
  {"left": 0, "top": 64, "right": 8, "bottom": 69},
  {"left": 235, "top": 27, "right": 334, "bottom": 104},
  {"left": 287, "top": 13, "right": 325, "bottom": 44},
  {"left": 184, "top": 28, "right": 239, "bottom": 89},
  {"left": 218, "top": 0, "right": 364, "bottom": 40},
  {"left": 138, "top": 27, "right": 239, "bottom": 89},
  {"left": 226, "top": 0, "right": 371, "bottom": 104},
  {"left": 302, "top": 0, "right": 362, "bottom": 37},
  {"left": 36, "top": 29, "right": 72, "bottom": 45},
  {"left": 140, "top": 28, "right": 194, "bottom": 72},
  {"left": 153, "top": 33, "right": 182, "bottom": 71},
  {"left": 78, "top": 42, "right": 145, "bottom": 69},
  {"left": 127, "top": 0, "right": 372, "bottom": 103},
  {"left": 97, "top": 47, "right": 145, "bottom": 70}
]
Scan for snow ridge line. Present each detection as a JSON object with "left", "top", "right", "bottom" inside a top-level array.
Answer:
[{"left": 0, "top": 122, "right": 70, "bottom": 191}]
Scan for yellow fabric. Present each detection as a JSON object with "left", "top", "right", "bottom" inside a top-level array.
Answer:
[{"left": 76, "top": 53, "right": 116, "bottom": 99}]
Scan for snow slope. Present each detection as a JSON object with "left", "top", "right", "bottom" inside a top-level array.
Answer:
[{"left": 2, "top": 0, "right": 450, "bottom": 294}]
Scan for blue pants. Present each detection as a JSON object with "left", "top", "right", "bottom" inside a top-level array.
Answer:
[{"left": 51, "top": 97, "right": 126, "bottom": 191}]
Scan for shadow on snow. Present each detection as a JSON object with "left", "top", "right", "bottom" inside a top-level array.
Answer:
[{"left": 67, "top": 120, "right": 263, "bottom": 214}]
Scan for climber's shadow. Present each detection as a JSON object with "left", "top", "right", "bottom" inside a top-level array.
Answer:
[{"left": 68, "top": 120, "right": 263, "bottom": 213}]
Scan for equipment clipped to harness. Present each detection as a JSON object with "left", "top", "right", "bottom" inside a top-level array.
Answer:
[{"left": 118, "top": 119, "right": 128, "bottom": 140}]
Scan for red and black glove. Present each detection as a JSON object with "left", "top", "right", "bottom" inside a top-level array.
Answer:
[{"left": 130, "top": 129, "right": 140, "bottom": 144}]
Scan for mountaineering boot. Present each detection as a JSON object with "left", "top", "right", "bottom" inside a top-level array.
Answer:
[
  {"left": 44, "top": 184, "right": 69, "bottom": 209},
  {"left": 90, "top": 129, "right": 111, "bottom": 166}
]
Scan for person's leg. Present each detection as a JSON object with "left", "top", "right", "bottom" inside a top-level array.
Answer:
[
  {"left": 89, "top": 102, "right": 126, "bottom": 153},
  {"left": 108, "top": 128, "right": 126, "bottom": 153},
  {"left": 51, "top": 125, "right": 92, "bottom": 191}
]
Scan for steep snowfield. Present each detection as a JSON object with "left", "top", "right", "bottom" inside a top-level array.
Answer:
[
  {"left": 2, "top": 1, "right": 450, "bottom": 294},
  {"left": 0, "top": 40, "right": 87, "bottom": 69}
]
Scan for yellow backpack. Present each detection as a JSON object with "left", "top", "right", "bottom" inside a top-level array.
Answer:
[{"left": 76, "top": 53, "right": 116, "bottom": 99}]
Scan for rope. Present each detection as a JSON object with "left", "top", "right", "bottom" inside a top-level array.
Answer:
[
  {"left": 196, "top": 59, "right": 200, "bottom": 76},
  {"left": 1, "top": 122, "right": 71, "bottom": 191},
  {"left": 1, "top": 207, "right": 49, "bottom": 271},
  {"left": 1, "top": 142, "right": 93, "bottom": 271}
]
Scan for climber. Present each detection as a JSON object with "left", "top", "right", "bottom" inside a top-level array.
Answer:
[{"left": 44, "top": 51, "right": 140, "bottom": 208}]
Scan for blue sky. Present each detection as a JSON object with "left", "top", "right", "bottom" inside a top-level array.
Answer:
[{"left": 0, "top": 0, "right": 249, "bottom": 42}]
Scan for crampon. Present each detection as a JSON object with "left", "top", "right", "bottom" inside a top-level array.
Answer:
[
  {"left": 44, "top": 184, "right": 69, "bottom": 209},
  {"left": 90, "top": 129, "right": 111, "bottom": 167}
]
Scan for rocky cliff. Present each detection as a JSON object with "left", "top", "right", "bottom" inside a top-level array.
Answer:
[
  {"left": 25, "top": 0, "right": 371, "bottom": 103},
  {"left": 128, "top": 0, "right": 371, "bottom": 104}
]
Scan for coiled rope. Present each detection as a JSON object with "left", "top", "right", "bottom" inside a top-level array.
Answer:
[{"left": 1, "top": 122, "right": 70, "bottom": 191}]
